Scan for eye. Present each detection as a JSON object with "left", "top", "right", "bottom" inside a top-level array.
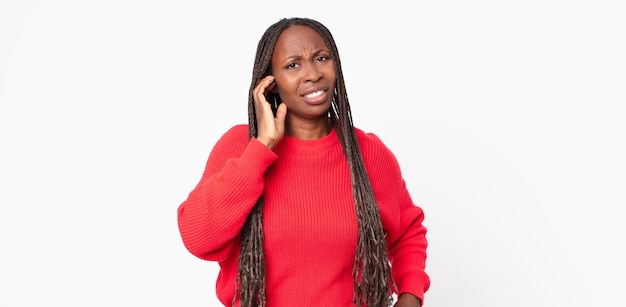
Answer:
[
  {"left": 286, "top": 62, "right": 299, "bottom": 69},
  {"left": 315, "top": 56, "right": 329, "bottom": 63}
]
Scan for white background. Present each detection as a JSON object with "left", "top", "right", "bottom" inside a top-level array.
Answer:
[{"left": 1, "top": 1, "right": 625, "bottom": 306}]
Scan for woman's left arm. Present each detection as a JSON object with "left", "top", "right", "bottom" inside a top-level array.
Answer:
[
  {"left": 381, "top": 177, "right": 429, "bottom": 304},
  {"left": 359, "top": 131, "right": 430, "bottom": 304}
]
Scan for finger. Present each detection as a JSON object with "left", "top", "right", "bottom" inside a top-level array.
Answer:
[
  {"left": 275, "top": 102, "right": 288, "bottom": 122},
  {"left": 253, "top": 75, "right": 275, "bottom": 97},
  {"left": 253, "top": 77, "right": 275, "bottom": 111},
  {"left": 274, "top": 103, "right": 287, "bottom": 140},
  {"left": 265, "top": 78, "right": 276, "bottom": 93}
]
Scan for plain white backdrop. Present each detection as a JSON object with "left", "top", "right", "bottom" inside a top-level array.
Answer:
[{"left": 1, "top": 1, "right": 625, "bottom": 306}]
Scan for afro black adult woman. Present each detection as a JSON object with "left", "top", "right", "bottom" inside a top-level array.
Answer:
[{"left": 177, "top": 17, "right": 429, "bottom": 307}]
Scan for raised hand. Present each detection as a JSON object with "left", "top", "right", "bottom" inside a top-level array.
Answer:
[{"left": 252, "top": 75, "right": 287, "bottom": 149}]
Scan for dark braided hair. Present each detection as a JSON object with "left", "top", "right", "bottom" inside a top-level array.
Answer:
[{"left": 235, "top": 17, "right": 396, "bottom": 307}]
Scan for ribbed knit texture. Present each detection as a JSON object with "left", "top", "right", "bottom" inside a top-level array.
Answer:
[{"left": 177, "top": 124, "right": 429, "bottom": 306}]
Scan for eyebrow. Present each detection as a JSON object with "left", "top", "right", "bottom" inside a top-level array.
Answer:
[{"left": 281, "top": 49, "right": 329, "bottom": 62}]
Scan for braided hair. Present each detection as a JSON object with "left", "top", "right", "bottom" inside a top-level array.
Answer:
[{"left": 235, "top": 17, "right": 396, "bottom": 307}]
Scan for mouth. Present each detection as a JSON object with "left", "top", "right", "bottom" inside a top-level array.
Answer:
[
  {"left": 301, "top": 87, "right": 329, "bottom": 105},
  {"left": 305, "top": 90, "right": 325, "bottom": 99}
]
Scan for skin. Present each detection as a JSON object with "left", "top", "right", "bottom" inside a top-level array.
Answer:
[
  {"left": 253, "top": 25, "right": 336, "bottom": 148},
  {"left": 395, "top": 293, "right": 422, "bottom": 307},
  {"left": 252, "top": 24, "right": 422, "bottom": 307}
]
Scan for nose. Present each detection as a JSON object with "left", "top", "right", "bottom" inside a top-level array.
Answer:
[{"left": 303, "top": 61, "right": 323, "bottom": 82}]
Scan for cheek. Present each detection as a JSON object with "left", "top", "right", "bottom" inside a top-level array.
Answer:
[
  {"left": 275, "top": 77, "right": 298, "bottom": 96},
  {"left": 323, "top": 67, "right": 337, "bottom": 84},
  {"left": 328, "top": 66, "right": 337, "bottom": 78}
]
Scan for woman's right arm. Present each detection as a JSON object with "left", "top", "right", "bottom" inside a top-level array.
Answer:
[{"left": 177, "top": 125, "right": 277, "bottom": 261}]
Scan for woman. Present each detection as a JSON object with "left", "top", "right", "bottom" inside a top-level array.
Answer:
[{"left": 177, "top": 17, "right": 429, "bottom": 307}]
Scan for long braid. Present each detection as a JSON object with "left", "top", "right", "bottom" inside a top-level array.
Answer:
[
  {"left": 235, "top": 21, "right": 283, "bottom": 307},
  {"left": 236, "top": 17, "right": 395, "bottom": 307},
  {"left": 331, "top": 59, "right": 396, "bottom": 306}
]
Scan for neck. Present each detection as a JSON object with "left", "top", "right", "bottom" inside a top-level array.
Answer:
[{"left": 285, "top": 117, "right": 331, "bottom": 140}]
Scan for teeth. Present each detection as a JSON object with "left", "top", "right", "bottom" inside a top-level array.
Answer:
[{"left": 305, "top": 90, "right": 324, "bottom": 98}]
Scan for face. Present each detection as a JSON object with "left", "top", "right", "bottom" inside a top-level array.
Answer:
[{"left": 271, "top": 25, "right": 336, "bottom": 124}]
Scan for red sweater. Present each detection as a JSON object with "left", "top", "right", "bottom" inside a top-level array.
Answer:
[{"left": 177, "top": 125, "right": 429, "bottom": 306}]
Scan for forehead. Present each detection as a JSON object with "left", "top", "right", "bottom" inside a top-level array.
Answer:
[{"left": 274, "top": 25, "right": 328, "bottom": 56}]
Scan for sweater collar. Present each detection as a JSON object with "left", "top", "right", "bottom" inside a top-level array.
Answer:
[{"left": 275, "top": 128, "right": 339, "bottom": 153}]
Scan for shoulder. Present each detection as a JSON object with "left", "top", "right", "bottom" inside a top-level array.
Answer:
[
  {"left": 210, "top": 124, "right": 249, "bottom": 154},
  {"left": 353, "top": 127, "right": 407, "bottom": 189},
  {"left": 221, "top": 124, "right": 249, "bottom": 139},
  {"left": 354, "top": 128, "right": 401, "bottom": 176},
  {"left": 215, "top": 124, "right": 249, "bottom": 144},
  {"left": 354, "top": 127, "right": 394, "bottom": 158}
]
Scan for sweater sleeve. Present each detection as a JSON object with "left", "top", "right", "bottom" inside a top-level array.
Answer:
[
  {"left": 385, "top": 179, "right": 430, "bottom": 302},
  {"left": 357, "top": 130, "right": 430, "bottom": 303},
  {"left": 177, "top": 125, "right": 277, "bottom": 261}
]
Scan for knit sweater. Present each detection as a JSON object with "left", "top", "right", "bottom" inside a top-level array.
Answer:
[{"left": 177, "top": 124, "right": 429, "bottom": 306}]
